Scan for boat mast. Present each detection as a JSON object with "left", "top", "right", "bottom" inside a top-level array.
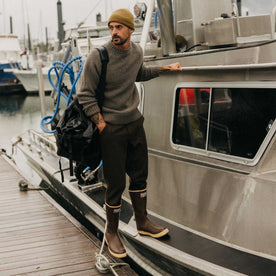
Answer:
[
  {"left": 9, "top": 16, "right": 12, "bottom": 34},
  {"left": 27, "top": 23, "right": 32, "bottom": 53},
  {"left": 57, "top": 0, "right": 65, "bottom": 50},
  {"left": 45, "top": 27, "right": 49, "bottom": 54}
]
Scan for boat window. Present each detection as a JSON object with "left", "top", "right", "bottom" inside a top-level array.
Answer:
[
  {"left": 172, "top": 87, "right": 276, "bottom": 160},
  {"left": 173, "top": 88, "right": 210, "bottom": 149}
]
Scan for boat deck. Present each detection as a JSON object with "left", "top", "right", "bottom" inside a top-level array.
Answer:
[{"left": 0, "top": 155, "right": 137, "bottom": 276}]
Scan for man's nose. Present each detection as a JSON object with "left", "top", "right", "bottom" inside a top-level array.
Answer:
[{"left": 111, "top": 28, "right": 118, "bottom": 35}]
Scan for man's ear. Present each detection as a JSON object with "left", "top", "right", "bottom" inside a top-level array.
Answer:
[{"left": 129, "top": 28, "right": 134, "bottom": 35}]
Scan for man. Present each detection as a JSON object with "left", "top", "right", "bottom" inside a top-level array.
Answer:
[{"left": 77, "top": 8, "right": 182, "bottom": 258}]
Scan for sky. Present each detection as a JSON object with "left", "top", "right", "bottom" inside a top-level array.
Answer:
[
  {"left": 1, "top": 0, "right": 276, "bottom": 43},
  {"left": 0, "top": 0, "right": 151, "bottom": 42}
]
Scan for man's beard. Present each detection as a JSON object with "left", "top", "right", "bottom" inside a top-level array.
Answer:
[{"left": 112, "top": 35, "right": 128, "bottom": 46}]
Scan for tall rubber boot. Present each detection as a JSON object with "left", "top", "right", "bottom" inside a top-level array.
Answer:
[
  {"left": 129, "top": 190, "right": 169, "bottom": 238},
  {"left": 104, "top": 204, "right": 127, "bottom": 258}
]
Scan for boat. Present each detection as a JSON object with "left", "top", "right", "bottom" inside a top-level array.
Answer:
[
  {"left": 12, "top": 0, "right": 276, "bottom": 275},
  {"left": 0, "top": 34, "right": 25, "bottom": 94},
  {"left": 10, "top": 64, "right": 71, "bottom": 94}
]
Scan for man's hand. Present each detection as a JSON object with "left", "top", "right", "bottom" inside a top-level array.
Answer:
[
  {"left": 159, "top": 62, "right": 182, "bottom": 72},
  {"left": 91, "top": 113, "right": 106, "bottom": 133}
]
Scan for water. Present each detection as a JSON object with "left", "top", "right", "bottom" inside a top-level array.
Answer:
[{"left": 0, "top": 94, "right": 66, "bottom": 154}]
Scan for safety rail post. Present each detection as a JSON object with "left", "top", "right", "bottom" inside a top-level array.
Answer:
[
  {"left": 137, "top": 0, "right": 155, "bottom": 112},
  {"left": 37, "top": 62, "right": 47, "bottom": 124},
  {"left": 271, "top": 5, "right": 276, "bottom": 39}
]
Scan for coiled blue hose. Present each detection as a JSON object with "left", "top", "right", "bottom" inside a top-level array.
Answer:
[{"left": 40, "top": 56, "right": 84, "bottom": 133}]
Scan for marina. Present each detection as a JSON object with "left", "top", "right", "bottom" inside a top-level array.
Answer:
[{"left": 0, "top": 0, "right": 276, "bottom": 275}]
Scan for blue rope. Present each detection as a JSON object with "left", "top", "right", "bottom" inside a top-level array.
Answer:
[{"left": 40, "top": 56, "right": 84, "bottom": 133}]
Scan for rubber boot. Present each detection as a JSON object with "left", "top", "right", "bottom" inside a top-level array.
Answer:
[
  {"left": 104, "top": 204, "right": 127, "bottom": 258},
  {"left": 129, "top": 190, "right": 169, "bottom": 238}
]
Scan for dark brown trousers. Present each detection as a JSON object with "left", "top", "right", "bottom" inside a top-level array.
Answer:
[{"left": 100, "top": 116, "right": 148, "bottom": 206}]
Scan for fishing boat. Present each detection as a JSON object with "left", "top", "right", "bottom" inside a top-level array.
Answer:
[
  {"left": 0, "top": 34, "right": 25, "bottom": 94},
  {"left": 12, "top": 0, "right": 276, "bottom": 275}
]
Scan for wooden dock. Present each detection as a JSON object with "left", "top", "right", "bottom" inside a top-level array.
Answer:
[{"left": 0, "top": 155, "right": 137, "bottom": 276}]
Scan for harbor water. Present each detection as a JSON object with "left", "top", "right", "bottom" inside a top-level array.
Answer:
[{"left": 0, "top": 94, "right": 66, "bottom": 154}]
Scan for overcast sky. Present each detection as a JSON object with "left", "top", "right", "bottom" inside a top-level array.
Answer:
[
  {"left": 1, "top": 0, "right": 276, "bottom": 43},
  {"left": 0, "top": 0, "right": 151, "bottom": 42}
]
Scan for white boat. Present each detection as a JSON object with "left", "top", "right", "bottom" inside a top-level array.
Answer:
[
  {"left": 12, "top": 0, "right": 276, "bottom": 275},
  {"left": 11, "top": 66, "right": 54, "bottom": 93},
  {"left": 11, "top": 65, "right": 71, "bottom": 94},
  {"left": 0, "top": 34, "right": 25, "bottom": 93}
]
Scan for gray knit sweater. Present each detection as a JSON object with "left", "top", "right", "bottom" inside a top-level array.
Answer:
[{"left": 77, "top": 40, "right": 159, "bottom": 124}]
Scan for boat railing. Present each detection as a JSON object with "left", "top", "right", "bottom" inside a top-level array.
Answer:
[
  {"left": 180, "top": 61, "right": 276, "bottom": 70},
  {"left": 28, "top": 129, "right": 57, "bottom": 154}
]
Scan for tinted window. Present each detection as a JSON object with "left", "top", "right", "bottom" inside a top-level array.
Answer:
[
  {"left": 173, "top": 88, "right": 210, "bottom": 149},
  {"left": 173, "top": 87, "right": 276, "bottom": 159}
]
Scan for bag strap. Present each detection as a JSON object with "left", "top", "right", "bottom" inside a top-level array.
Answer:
[{"left": 95, "top": 46, "right": 109, "bottom": 109}]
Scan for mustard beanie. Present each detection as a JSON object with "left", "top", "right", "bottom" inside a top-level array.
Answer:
[{"left": 108, "top": 9, "right": 135, "bottom": 30}]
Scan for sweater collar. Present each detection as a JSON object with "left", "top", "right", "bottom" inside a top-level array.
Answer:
[{"left": 107, "top": 40, "right": 132, "bottom": 56}]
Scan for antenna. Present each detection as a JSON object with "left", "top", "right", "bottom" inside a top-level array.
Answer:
[{"left": 2, "top": 0, "right": 6, "bottom": 33}]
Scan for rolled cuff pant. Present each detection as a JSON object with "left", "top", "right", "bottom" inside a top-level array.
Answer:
[{"left": 100, "top": 116, "right": 148, "bottom": 206}]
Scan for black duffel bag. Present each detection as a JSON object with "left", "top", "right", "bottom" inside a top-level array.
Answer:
[{"left": 55, "top": 97, "right": 101, "bottom": 169}]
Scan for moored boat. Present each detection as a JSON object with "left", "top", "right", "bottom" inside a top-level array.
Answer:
[
  {"left": 10, "top": 65, "right": 71, "bottom": 94},
  {"left": 0, "top": 34, "right": 25, "bottom": 94},
  {"left": 12, "top": 0, "right": 276, "bottom": 275}
]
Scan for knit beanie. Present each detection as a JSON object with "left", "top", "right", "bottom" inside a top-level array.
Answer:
[{"left": 108, "top": 9, "right": 135, "bottom": 30}]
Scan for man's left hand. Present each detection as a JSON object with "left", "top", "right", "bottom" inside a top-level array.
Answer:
[{"left": 159, "top": 63, "right": 182, "bottom": 72}]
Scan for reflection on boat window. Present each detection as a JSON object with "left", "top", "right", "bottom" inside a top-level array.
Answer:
[
  {"left": 172, "top": 87, "right": 276, "bottom": 160},
  {"left": 173, "top": 88, "right": 210, "bottom": 149}
]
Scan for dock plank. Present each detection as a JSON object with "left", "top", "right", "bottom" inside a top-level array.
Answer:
[{"left": 0, "top": 155, "right": 137, "bottom": 276}]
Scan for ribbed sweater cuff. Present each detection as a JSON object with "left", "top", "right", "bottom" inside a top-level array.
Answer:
[
  {"left": 85, "top": 104, "right": 101, "bottom": 118},
  {"left": 151, "top": 66, "right": 160, "bottom": 78}
]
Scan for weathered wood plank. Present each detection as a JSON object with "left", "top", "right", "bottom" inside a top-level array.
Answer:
[
  {"left": 0, "top": 249, "right": 94, "bottom": 271},
  {"left": 0, "top": 229, "right": 87, "bottom": 251},
  {"left": 0, "top": 223, "right": 75, "bottom": 241},
  {"left": 0, "top": 209, "right": 62, "bottom": 222},
  {"left": 1, "top": 255, "right": 97, "bottom": 275},
  {"left": 0, "top": 240, "right": 92, "bottom": 265},
  {"left": 0, "top": 224, "right": 79, "bottom": 243},
  {"left": 0, "top": 218, "right": 73, "bottom": 234}
]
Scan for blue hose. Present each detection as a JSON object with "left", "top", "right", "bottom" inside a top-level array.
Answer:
[
  {"left": 40, "top": 56, "right": 84, "bottom": 133},
  {"left": 154, "top": 10, "right": 158, "bottom": 27}
]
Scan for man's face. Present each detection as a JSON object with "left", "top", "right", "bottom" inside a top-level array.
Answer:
[{"left": 108, "top": 22, "right": 133, "bottom": 46}]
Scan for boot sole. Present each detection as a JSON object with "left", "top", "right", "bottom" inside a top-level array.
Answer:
[
  {"left": 138, "top": 228, "right": 169, "bottom": 238},
  {"left": 104, "top": 237, "right": 127, "bottom": 258}
]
